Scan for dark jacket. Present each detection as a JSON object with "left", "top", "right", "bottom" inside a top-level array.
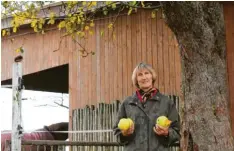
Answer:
[{"left": 113, "top": 90, "right": 180, "bottom": 151}]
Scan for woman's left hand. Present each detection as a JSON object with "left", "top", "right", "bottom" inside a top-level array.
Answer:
[{"left": 153, "top": 124, "right": 169, "bottom": 136}]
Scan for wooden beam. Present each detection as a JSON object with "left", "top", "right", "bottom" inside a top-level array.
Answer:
[{"left": 11, "top": 60, "right": 23, "bottom": 151}]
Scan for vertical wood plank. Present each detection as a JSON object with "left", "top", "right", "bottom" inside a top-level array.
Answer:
[
  {"left": 12, "top": 62, "right": 23, "bottom": 151},
  {"left": 122, "top": 14, "right": 127, "bottom": 99},
  {"left": 113, "top": 16, "right": 118, "bottom": 101},
  {"left": 131, "top": 13, "right": 137, "bottom": 92},
  {"left": 136, "top": 10, "right": 142, "bottom": 63},
  {"left": 69, "top": 35, "right": 75, "bottom": 137},
  {"left": 80, "top": 38, "right": 86, "bottom": 107},
  {"left": 117, "top": 17, "right": 123, "bottom": 100},
  {"left": 108, "top": 14, "right": 114, "bottom": 103},
  {"left": 141, "top": 10, "right": 147, "bottom": 63},
  {"left": 96, "top": 18, "right": 101, "bottom": 102},
  {"left": 157, "top": 10, "right": 165, "bottom": 93},
  {"left": 126, "top": 14, "right": 132, "bottom": 96},
  {"left": 100, "top": 19, "right": 105, "bottom": 103},
  {"left": 151, "top": 12, "right": 158, "bottom": 88},
  {"left": 87, "top": 34, "right": 92, "bottom": 106},
  {"left": 104, "top": 17, "right": 110, "bottom": 103},
  {"left": 163, "top": 24, "right": 169, "bottom": 95},
  {"left": 91, "top": 25, "right": 97, "bottom": 105},
  {"left": 146, "top": 11, "right": 152, "bottom": 66}
]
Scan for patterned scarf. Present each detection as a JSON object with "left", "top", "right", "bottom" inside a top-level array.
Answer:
[{"left": 136, "top": 87, "right": 157, "bottom": 103}]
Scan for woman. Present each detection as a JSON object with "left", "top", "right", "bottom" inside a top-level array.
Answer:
[{"left": 114, "top": 62, "right": 180, "bottom": 151}]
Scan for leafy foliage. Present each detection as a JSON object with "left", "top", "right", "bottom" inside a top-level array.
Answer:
[{"left": 1, "top": 1, "right": 161, "bottom": 56}]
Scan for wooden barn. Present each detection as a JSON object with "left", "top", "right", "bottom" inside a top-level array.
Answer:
[{"left": 1, "top": 2, "right": 234, "bottom": 144}]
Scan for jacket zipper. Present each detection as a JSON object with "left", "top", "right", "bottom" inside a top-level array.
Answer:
[{"left": 132, "top": 102, "right": 150, "bottom": 151}]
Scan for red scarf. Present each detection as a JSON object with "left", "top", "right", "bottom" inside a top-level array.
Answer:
[{"left": 136, "top": 87, "right": 157, "bottom": 103}]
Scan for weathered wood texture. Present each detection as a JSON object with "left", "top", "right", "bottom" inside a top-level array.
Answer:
[
  {"left": 12, "top": 63, "right": 23, "bottom": 151},
  {"left": 1, "top": 27, "right": 69, "bottom": 80},
  {"left": 1, "top": 9, "right": 181, "bottom": 105},
  {"left": 1, "top": 9, "right": 182, "bottom": 135},
  {"left": 223, "top": 2, "right": 234, "bottom": 136},
  {"left": 69, "top": 9, "right": 181, "bottom": 112}
]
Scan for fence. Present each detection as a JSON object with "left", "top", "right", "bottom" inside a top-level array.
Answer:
[
  {"left": 4, "top": 140, "right": 120, "bottom": 151},
  {"left": 72, "top": 95, "right": 180, "bottom": 151},
  {"left": 4, "top": 96, "right": 180, "bottom": 151}
]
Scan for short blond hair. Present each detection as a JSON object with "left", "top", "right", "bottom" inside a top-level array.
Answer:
[{"left": 132, "top": 62, "right": 157, "bottom": 88}]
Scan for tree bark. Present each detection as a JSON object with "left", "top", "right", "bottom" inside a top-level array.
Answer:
[{"left": 160, "top": 2, "right": 234, "bottom": 151}]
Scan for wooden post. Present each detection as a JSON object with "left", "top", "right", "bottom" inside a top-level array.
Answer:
[{"left": 12, "top": 59, "right": 23, "bottom": 151}]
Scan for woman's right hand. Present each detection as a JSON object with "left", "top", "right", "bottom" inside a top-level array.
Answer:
[{"left": 121, "top": 123, "right": 135, "bottom": 136}]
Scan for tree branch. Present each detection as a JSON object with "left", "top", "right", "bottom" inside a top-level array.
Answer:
[{"left": 54, "top": 101, "right": 69, "bottom": 109}]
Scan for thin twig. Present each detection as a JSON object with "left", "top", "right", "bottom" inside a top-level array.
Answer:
[
  {"left": 54, "top": 101, "right": 69, "bottom": 109},
  {"left": 122, "top": 2, "right": 162, "bottom": 9},
  {"left": 109, "top": 5, "right": 125, "bottom": 39},
  {"left": 72, "top": 37, "right": 86, "bottom": 50},
  {"left": 53, "top": 32, "right": 64, "bottom": 52}
]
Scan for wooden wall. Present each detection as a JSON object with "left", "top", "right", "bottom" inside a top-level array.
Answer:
[
  {"left": 1, "top": 27, "right": 69, "bottom": 80},
  {"left": 1, "top": 9, "right": 182, "bottom": 132},
  {"left": 69, "top": 9, "right": 182, "bottom": 113},
  {"left": 223, "top": 2, "right": 234, "bottom": 136}
]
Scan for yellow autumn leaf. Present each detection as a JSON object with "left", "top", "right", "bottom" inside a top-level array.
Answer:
[
  {"left": 2, "top": 30, "right": 6, "bottom": 36},
  {"left": 58, "top": 21, "right": 66, "bottom": 30},
  {"left": 112, "top": 3, "right": 116, "bottom": 10},
  {"left": 89, "top": 30, "right": 93, "bottom": 35},
  {"left": 90, "top": 22, "right": 95, "bottom": 27},
  {"left": 77, "top": 17, "right": 81, "bottom": 24},
  {"left": 108, "top": 23, "right": 113, "bottom": 29},
  {"left": 100, "top": 30, "right": 104, "bottom": 36},
  {"left": 13, "top": 27, "right": 17, "bottom": 33},
  {"left": 7, "top": 31, "right": 10, "bottom": 36},
  {"left": 19, "top": 47, "right": 24, "bottom": 53},
  {"left": 113, "top": 33, "right": 116, "bottom": 40},
  {"left": 105, "top": 1, "right": 111, "bottom": 5},
  {"left": 128, "top": 7, "right": 133, "bottom": 15},
  {"left": 82, "top": 1, "right": 86, "bottom": 6},
  {"left": 31, "top": 20, "right": 37, "bottom": 27},
  {"left": 151, "top": 11, "right": 156, "bottom": 19},
  {"left": 90, "top": 1, "right": 97, "bottom": 6},
  {"left": 15, "top": 48, "right": 20, "bottom": 53},
  {"left": 77, "top": 31, "right": 85, "bottom": 38},
  {"left": 85, "top": 26, "right": 89, "bottom": 30},
  {"left": 141, "top": 1, "right": 145, "bottom": 8},
  {"left": 38, "top": 23, "right": 43, "bottom": 29},
  {"left": 39, "top": 18, "right": 45, "bottom": 24},
  {"left": 103, "top": 10, "right": 108, "bottom": 15},
  {"left": 48, "top": 19, "right": 55, "bottom": 25},
  {"left": 2, "top": 1, "right": 9, "bottom": 8},
  {"left": 49, "top": 12, "right": 55, "bottom": 18},
  {"left": 34, "top": 26, "right": 38, "bottom": 32}
]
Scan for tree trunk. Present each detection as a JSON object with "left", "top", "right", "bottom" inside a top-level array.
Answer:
[{"left": 161, "top": 2, "right": 234, "bottom": 151}]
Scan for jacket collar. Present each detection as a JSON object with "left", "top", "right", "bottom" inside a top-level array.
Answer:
[{"left": 128, "top": 89, "right": 161, "bottom": 105}]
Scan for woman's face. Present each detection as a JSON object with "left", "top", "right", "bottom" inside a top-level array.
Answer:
[{"left": 136, "top": 68, "right": 153, "bottom": 91}]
